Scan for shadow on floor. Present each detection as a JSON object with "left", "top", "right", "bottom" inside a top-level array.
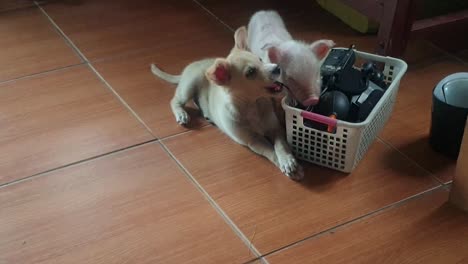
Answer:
[{"left": 385, "top": 136, "right": 455, "bottom": 181}]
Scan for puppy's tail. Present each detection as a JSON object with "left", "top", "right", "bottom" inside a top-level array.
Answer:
[{"left": 150, "top": 63, "right": 181, "bottom": 84}]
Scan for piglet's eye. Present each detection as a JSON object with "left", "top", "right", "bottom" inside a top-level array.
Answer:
[{"left": 245, "top": 67, "right": 257, "bottom": 79}]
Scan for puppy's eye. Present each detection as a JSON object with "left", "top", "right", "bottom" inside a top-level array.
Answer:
[
  {"left": 245, "top": 67, "right": 257, "bottom": 79},
  {"left": 259, "top": 57, "right": 263, "bottom": 62}
]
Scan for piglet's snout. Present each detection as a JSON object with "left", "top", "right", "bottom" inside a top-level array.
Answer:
[{"left": 302, "top": 96, "right": 319, "bottom": 106}]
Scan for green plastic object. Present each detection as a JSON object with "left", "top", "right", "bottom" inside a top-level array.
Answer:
[
  {"left": 316, "top": 0, "right": 379, "bottom": 34},
  {"left": 317, "top": 0, "right": 468, "bottom": 34}
]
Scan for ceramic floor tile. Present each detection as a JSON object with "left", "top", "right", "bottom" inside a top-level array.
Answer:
[
  {"left": 93, "top": 31, "right": 234, "bottom": 138},
  {"left": 42, "top": 0, "right": 233, "bottom": 61},
  {"left": 197, "top": 0, "right": 441, "bottom": 64},
  {"left": 425, "top": 22, "right": 468, "bottom": 54},
  {"left": 267, "top": 188, "right": 468, "bottom": 264},
  {"left": 163, "top": 126, "right": 439, "bottom": 254},
  {"left": 457, "top": 49, "right": 468, "bottom": 62},
  {"left": 198, "top": 0, "right": 373, "bottom": 48},
  {"left": 380, "top": 57, "right": 468, "bottom": 182},
  {"left": 0, "top": 143, "right": 253, "bottom": 264},
  {"left": 248, "top": 260, "right": 265, "bottom": 264},
  {"left": 0, "top": 7, "right": 80, "bottom": 82},
  {"left": 0, "top": 0, "right": 35, "bottom": 12},
  {"left": 0, "top": 65, "right": 152, "bottom": 186}
]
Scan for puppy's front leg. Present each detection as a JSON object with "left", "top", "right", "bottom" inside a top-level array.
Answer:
[
  {"left": 170, "top": 78, "right": 197, "bottom": 125},
  {"left": 256, "top": 98, "right": 304, "bottom": 180},
  {"left": 247, "top": 132, "right": 303, "bottom": 180},
  {"left": 272, "top": 135, "right": 304, "bottom": 181},
  {"left": 244, "top": 133, "right": 280, "bottom": 168}
]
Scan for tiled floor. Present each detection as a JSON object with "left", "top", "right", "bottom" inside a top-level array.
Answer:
[{"left": 0, "top": 1, "right": 467, "bottom": 264}]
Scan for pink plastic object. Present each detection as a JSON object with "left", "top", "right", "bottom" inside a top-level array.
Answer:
[{"left": 300, "top": 111, "right": 337, "bottom": 128}]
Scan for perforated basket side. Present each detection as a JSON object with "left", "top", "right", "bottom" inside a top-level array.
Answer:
[
  {"left": 352, "top": 67, "right": 402, "bottom": 169},
  {"left": 283, "top": 49, "right": 408, "bottom": 173},
  {"left": 353, "top": 87, "right": 397, "bottom": 169},
  {"left": 283, "top": 99, "right": 363, "bottom": 173}
]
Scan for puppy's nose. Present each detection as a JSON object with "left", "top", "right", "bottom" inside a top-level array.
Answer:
[{"left": 272, "top": 66, "right": 281, "bottom": 75}]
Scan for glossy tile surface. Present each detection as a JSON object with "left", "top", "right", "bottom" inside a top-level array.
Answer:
[
  {"left": 0, "top": 0, "right": 36, "bottom": 12},
  {"left": 163, "top": 126, "right": 439, "bottom": 254},
  {"left": 268, "top": 189, "right": 468, "bottom": 264},
  {"left": 43, "top": 0, "right": 233, "bottom": 61},
  {"left": 1, "top": 1, "right": 466, "bottom": 263},
  {"left": 0, "top": 66, "right": 152, "bottom": 185},
  {"left": 380, "top": 57, "right": 468, "bottom": 182},
  {"left": 458, "top": 50, "right": 468, "bottom": 62},
  {"left": 0, "top": 143, "right": 252, "bottom": 264},
  {"left": 0, "top": 7, "right": 80, "bottom": 82},
  {"left": 93, "top": 34, "right": 233, "bottom": 138}
]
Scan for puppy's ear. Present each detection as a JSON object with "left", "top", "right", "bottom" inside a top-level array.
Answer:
[
  {"left": 310, "top": 40, "right": 335, "bottom": 60},
  {"left": 267, "top": 46, "right": 282, "bottom": 63},
  {"left": 234, "top": 26, "right": 248, "bottom": 50},
  {"left": 206, "top": 59, "right": 231, "bottom": 86}
]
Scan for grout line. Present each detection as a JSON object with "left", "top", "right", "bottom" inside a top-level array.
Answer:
[
  {"left": 243, "top": 257, "right": 270, "bottom": 264},
  {"left": 37, "top": 0, "right": 134, "bottom": 65},
  {"left": 403, "top": 53, "right": 452, "bottom": 71},
  {"left": 0, "top": 3, "right": 36, "bottom": 15},
  {"left": 442, "top": 180, "right": 453, "bottom": 191},
  {"left": 376, "top": 137, "right": 447, "bottom": 186},
  {"left": 35, "top": 1, "right": 156, "bottom": 137},
  {"left": 0, "top": 62, "right": 84, "bottom": 86},
  {"left": 35, "top": 2, "right": 88, "bottom": 62},
  {"left": 192, "top": 0, "right": 234, "bottom": 32},
  {"left": 254, "top": 185, "right": 446, "bottom": 260},
  {"left": 90, "top": 47, "right": 158, "bottom": 64},
  {"left": 88, "top": 42, "right": 198, "bottom": 64},
  {"left": 87, "top": 63, "right": 156, "bottom": 135},
  {"left": 0, "top": 139, "right": 159, "bottom": 190},
  {"left": 160, "top": 124, "right": 213, "bottom": 141},
  {"left": 426, "top": 41, "right": 468, "bottom": 66},
  {"left": 158, "top": 141, "right": 263, "bottom": 260},
  {"left": 0, "top": 125, "right": 212, "bottom": 191},
  {"left": 159, "top": 129, "right": 198, "bottom": 141}
]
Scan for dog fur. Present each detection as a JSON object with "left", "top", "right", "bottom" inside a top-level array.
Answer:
[
  {"left": 151, "top": 27, "right": 304, "bottom": 180},
  {"left": 247, "top": 10, "right": 335, "bottom": 106}
]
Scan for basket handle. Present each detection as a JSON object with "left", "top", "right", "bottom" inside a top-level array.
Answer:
[{"left": 300, "top": 111, "right": 338, "bottom": 128}]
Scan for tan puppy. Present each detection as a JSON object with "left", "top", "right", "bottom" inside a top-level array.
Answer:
[{"left": 151, "top": 27, "right": 304, "bottom": 180}]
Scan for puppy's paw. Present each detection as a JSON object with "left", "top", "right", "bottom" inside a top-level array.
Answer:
[
  {"left": 279, "top": 154, "right": 296, "bottom": 174},
  {"left": 175, "top": 111, "right": 190, "bottom": 125},
  {"left": 278, "top": 154, "right": 304, "bottom": 181},
  {"left": 289, "top": 164, "right": 304, "bottom": 181}
]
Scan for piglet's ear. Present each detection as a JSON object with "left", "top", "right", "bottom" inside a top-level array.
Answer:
[
  {"left": 267, "top": 46, "right": 282, "bottom": 63},
  {"left": 206, "top": 59, "right": 231, "bottom": 86},
  {"left": 310, "top": 39, "right": 335, "bottom": 60}
]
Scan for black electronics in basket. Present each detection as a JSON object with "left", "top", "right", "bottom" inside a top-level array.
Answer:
[{"left": 302, "top": 45, "right": 389, "bottom": 132}]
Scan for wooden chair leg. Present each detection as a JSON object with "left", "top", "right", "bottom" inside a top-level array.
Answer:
[
  {"left": 376, "top": 0, "right": 417, "bottom": 57},
  {"left": 449, "top": 119, "right": 468, "bottom": 211}
]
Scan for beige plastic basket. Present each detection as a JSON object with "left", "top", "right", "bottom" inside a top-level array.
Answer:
[{"left": 282, "top": 49, "right": 408, "bottom": 173}]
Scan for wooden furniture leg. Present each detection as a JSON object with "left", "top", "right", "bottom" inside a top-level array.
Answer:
[
  {"left": 449, "top": 118, "right": 468, "bottom": 211},
  {"left": 376, "top": 0, "right": 417, "bottom": 57},
  {"left": 340, "top": 0, "right": 468, "bottom": 57}
]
